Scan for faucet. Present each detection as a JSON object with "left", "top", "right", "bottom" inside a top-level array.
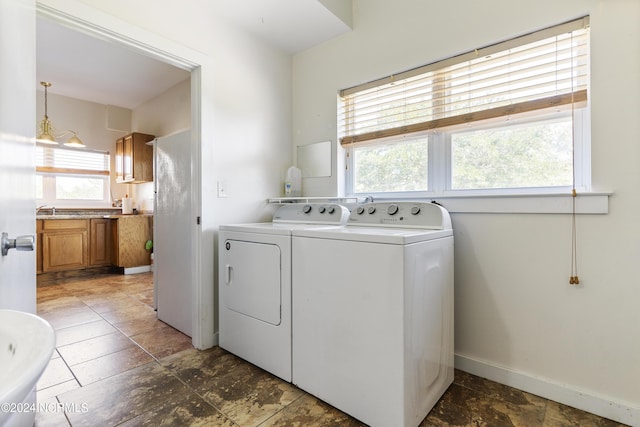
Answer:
[{"left": 36, "top": 205, "right": 55, "bottom": 215}]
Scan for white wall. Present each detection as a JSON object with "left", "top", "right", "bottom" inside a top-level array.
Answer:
[
  {"left": 36, "top": 91, "right": 127, "bottom": 206},
  {"left": 292, "top": 0, "right": 640, "bottom": 424},
  {"left": 45, "top": 0, "right": 293, "bottom": 344}
]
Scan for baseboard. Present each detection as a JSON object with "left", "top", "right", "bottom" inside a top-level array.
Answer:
[
  {"left": 123, "top": 265, "right": 151, "bottom": 275},
  {"left": 455, "top": 353, "right": 638, "bottom": 426}
]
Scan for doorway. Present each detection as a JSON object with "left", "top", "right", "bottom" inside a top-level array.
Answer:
[{"left": 36, "top": 5, "right": 207, "bottom": 348}]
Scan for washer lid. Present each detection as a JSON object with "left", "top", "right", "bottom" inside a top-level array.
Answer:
[{"left": 292, "top": 226, "right": 452, "bottom": 244}]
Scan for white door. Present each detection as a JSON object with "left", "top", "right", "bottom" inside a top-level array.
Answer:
[
  {"left": 0, "top": 0, "right": 37, "bottom": 313},
  {"left": 155, "top": 130, "right": 192, "bottom": 336}
]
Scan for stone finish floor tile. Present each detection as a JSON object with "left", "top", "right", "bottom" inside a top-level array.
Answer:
[
  {"left": 161, "top": 347, "right": 304, "bottom": 426},
  {"left": 37, "top": 378, "right": 81, "bottom": 402},
  {"left": 118, "top": 392, "right": 236, "bottom": 427},
  {"left": 39, "top": 305, "right": 103, "bottom": 330},
  {"left": 112, "top": 311, "right": 168, "bottom": 336},
  {"left": 58, "top": 362, "right": 188, "bottom": 426},
  {"left": 37, "top": 357, "right": 75, "bottom": 390},
  {"left": 260, "top": 393, "right": 366, "bottom": 427},
  {"left": 130, "top": 326, "right": 193, "bottom": 359},
  {"left": 70, "top": 345, "right": 154, "bottom": 386},
  {"left": 37, "top": 273, "right": 628, "bottom": 427},
  {"left": 55, "top": 319, "right": 117, "bottom": 347},
  {"left": 34, "top": 397, "right": 72, "bottom": 427},
  {"left": 543, "top": 401, "right": 627, "bottom": 427},
  {"left": 57, "top": 331, "right": 136, "bottom": 366},
  {"left": 98, "top": 303, "right": 156, "bottom": 324}
]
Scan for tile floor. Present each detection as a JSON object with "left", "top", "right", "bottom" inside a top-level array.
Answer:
[{"left": 34, "top": 273, "right": 626, "bottom": 427}]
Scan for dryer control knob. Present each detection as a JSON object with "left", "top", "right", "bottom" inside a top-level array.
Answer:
[
  {"left": 387, "top": 204, "right": 399, "bottom": 215},
  {"left": 327, "top": 206, "right": 335, "bottom": 214},
  {"left": 367, "top": 206, "right": 376, "bottom": 214},
  {"left": 356, "top": 206, "right": 365, "bottom": 215},
  {"left": 303, "top": 205, "right": 312, "bottom": 214},
  {"left": 411, "top": 206, "right": 421, "bottom": 215},
  {"left": 319, "top": 206, "right": 326, "bottom": 214}
]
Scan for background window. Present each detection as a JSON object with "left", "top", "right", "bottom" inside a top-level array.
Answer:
[{"left": 36, "top": 145, "right": 110, "bottom": 206}]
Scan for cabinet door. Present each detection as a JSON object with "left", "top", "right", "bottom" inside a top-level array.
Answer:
[
  {"left": 132, "top": 133, "right": 154, "bottom": 182},
  {"left": 89, "top": 219, "right": 112, "bottom": 266},
  {"left": 123, "top": 135, "right": 133, "bottom": 181},
  {"left": 42, "top": 230, "right": 88, "bottom": 272},
  {"left": 113, "top": 216, "right": 151, "bottom": 268},
  {"left": 36, "top": 220, "right": 43, "bottom": 274},
  {"left": 115, "top": 138, "right": 124, "bottom": 183}
]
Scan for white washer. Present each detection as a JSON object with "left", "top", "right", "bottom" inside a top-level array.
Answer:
[
  {"left": 292, "top": 202, "right": 454, "bottom": 427},
  {"left": 218, "top": 203, "right": 349, "bottom": 382}
]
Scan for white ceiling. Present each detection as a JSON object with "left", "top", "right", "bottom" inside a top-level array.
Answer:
[{"left": 36, "top": 0, "right": 352, "bottom": 109}]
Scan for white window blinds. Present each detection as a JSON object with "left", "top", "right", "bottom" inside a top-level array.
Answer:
[
  {"left": 36, "top": 145, "right": 109, "bottom": 175},
  {"left": 339, "top": 17, "right": 589, "bottom": 146}
]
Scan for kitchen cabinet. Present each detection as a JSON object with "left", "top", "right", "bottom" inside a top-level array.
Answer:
[
  {"left": 41, "top": 219, "right": 88, "bottom": 272},
  {"left": 36, "top": 219, "right": 43, "bottom": 274},
  {"left": 112, "top": 215, "right": 152, "bottom": 268},
  {"left": 115, "top": 138, "right": 124, "bottom": 182},
  {"left": 89, "top": 218, "right": 112, "bottom": 267},
  {"left": 115, "top": 132, "right": 155, "bottom": 183}
]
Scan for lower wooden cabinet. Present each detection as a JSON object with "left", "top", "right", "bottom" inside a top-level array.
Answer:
[
  {"left": 89, "top": 218, "right": 112, "bottom": 267},
  {"left": 41, "top": 219, "right": 88, "bottom": 273},
  {"left": 37, "top": 215, "right": 152, "bottom": 275},
  {"left": 112, "top": 216, "right": 152, "bottom": 268},
  {"left": 36, "top": 220, "right": 43, "bottom": 274}
]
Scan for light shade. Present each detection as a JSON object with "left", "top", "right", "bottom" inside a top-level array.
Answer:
[
  {"left": 37, "top": 116, "right": 58, "bottom": 145},
  {"left": 63, "top": 132, "right": 86, "bottom": 148},
  {"left": 37, "top": 81, "right": 86, "bottom": 148}
]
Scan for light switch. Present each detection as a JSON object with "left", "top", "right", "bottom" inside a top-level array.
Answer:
[{"left": 217, "top": 181, "right": 228, "bottom": 198}]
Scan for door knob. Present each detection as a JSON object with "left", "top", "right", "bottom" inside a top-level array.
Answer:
[{"left": 1, "top": 232, "right": 34, "bottom": 256}]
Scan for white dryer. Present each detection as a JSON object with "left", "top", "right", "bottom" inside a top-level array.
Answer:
[
  {"left": 292, "top": 202, "right": 454, "bottom": 427},
  {"left": 218, "top": 203, "right": 349, "bottom": 382}
]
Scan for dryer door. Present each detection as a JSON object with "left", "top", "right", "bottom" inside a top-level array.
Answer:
[{"left": 222, "top": 239, "right": 282, "bottom": 325}]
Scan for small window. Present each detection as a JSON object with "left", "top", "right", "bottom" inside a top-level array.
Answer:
[{"left": 36, "top": 145, "right": 110, "bottom": 206}]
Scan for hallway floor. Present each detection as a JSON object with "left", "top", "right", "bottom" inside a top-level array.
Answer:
[{"left": 34, "top": 273, "right": 625, "bottom": 426}]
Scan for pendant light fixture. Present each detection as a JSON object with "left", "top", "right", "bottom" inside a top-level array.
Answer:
[{"left": 37, "top": 81, "right": 86, "bottom": 148}]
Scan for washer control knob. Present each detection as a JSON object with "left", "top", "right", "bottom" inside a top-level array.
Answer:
[
  {"left": 319, "top": 206, "right": 326, "bottom": 214},
  {"left": 303, "top": 205, "right": 312, "bottom": 214},
  {"left": 327, "top": 206, "right": 335, "bottom": 214},
  {"left": 367, "top": 206, "right": 376, "bottom": 214},
  {"left": 411, "top": 206, "right": 421, "bottom": 215},
  {"left": 356, "top": 206, "right": 365, "bottom": 215},
  {"left": 387, "top": 204, "right": 399, "bottom": 215}
]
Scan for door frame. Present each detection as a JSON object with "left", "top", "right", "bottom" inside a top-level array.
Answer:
[{"left": 36, "top": 2, "right": 212, "bottom": 349}]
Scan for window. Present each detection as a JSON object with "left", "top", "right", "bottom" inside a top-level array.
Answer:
[
  {"left": 340, "top": 17, "right": 590, "bottom": 197},
  {"left": 36, "top": 145, "right": 110, "bottom": 206}
]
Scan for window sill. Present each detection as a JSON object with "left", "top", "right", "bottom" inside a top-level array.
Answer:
[{"left": 352, "top": 191, "right": 611, "bottom": 214}]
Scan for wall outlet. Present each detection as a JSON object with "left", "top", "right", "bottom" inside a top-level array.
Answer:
[{"left": 217, "top": 181, "right": 228, "bottom": 198}]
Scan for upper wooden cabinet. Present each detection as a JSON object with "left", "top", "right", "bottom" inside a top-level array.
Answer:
[{"left": 115, "top": 132, "right": 155, "bottom": 183}]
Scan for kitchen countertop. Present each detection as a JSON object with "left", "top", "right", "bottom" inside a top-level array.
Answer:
[{"left": 37, "top": 214, "right": 153, "bottom": 220}]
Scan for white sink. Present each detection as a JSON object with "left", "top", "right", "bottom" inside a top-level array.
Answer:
[{"left": 0, "top": 310, "right": 55, "bottom": 426}]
